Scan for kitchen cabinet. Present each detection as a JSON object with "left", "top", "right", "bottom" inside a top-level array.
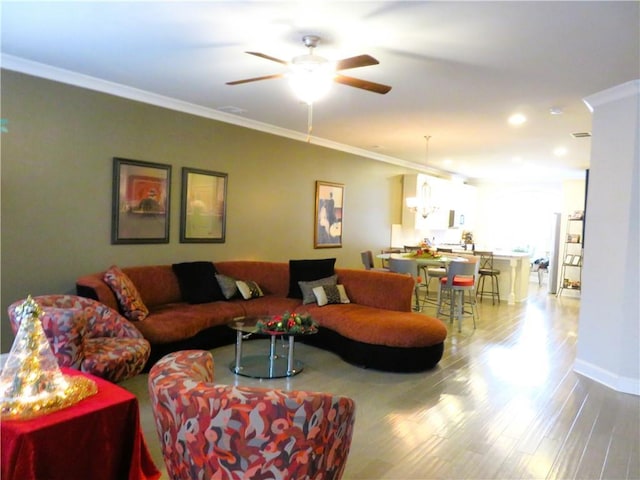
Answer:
[{"left": 402, "top": 174, "right": 477, "bottom": 236}]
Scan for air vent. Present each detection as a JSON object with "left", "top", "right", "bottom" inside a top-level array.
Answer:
[{"left": 571, "top": 132, "right": 592, "bottom": 138}]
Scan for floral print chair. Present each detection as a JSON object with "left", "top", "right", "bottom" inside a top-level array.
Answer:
[
  {"left": 7, "top": 294, "right": 150, "bottom": 383},
  {"left": 148, "top": 350, "right": 357, "bottom": 480}
]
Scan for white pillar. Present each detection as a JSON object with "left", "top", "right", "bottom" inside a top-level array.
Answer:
[{"left": 575, "top": 80, "right": 639, "bottom": 395}]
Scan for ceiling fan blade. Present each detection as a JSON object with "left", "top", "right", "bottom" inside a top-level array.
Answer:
[
  {"left": 246, "top": 51, "right": 289, "bottom": 65},
  {"left": 226, "top": 73, "right": 284, "bottom": 85},
  {"left": 334, "top": 74, "right": 392, "bottom": 94},
  {"left": 335, "top": 54, "right": 379, "bottom": 71}
]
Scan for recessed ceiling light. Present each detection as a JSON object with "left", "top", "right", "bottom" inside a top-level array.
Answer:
[
  {"left": 508, "top": 113, "right": 527, "bottom": 126},
  {"left": 553, "top": 147, "right": 568, "bottom": 156},
  {"left": 549, "top": 107, "right": 563, "bottom": 115}
]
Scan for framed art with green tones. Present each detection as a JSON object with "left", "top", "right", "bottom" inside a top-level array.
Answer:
[{"left": 180, "top": 167, "right": 228, "bottom": 243}]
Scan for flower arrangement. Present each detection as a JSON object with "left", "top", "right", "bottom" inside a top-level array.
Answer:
[
  {"left": 406, "top": 247, "right": 441, "bottom": 259},
  {"left": 256, "top": 312, "right": 318, "bottom": 335}
]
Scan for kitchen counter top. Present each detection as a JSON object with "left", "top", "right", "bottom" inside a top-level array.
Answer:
[{"left": 436, "top": 248, "right": 531, "bottom": 304}]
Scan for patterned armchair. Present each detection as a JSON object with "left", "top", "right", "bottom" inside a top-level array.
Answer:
[
  {"left": 7, "top": 294, "right": 150, "bottom": 383},
  {"left": 148, "top": 350, "right": 356, "bottom": 480}
]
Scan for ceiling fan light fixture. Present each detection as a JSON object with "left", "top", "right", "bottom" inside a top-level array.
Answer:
[{"left": 288, "top": 54, "right": 335, "bottom": 104}]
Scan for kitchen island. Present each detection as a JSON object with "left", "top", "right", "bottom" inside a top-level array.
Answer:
[
  {"left": 437, "top": 247, "right": 531, "bottom": 304},
  {"left": 492, "top": 251, "right": 531, "bottom": 305}
]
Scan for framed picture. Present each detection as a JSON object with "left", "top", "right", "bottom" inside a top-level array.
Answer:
[
  {"left": 567, "top": 233, "right": 581, "bottom": 243},
  {"left": 111, "top": 157, "right": 171, "bottom": 244},
  {"left": 315, "top": 181, "right": 344, "bottom": 248},
  {"left": 180, "top": 167, "right": 227, "bottom": 243}
]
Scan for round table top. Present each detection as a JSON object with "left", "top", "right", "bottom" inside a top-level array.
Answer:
[{"left": 227, "top": 316, "right": 318, "bottom": 336}]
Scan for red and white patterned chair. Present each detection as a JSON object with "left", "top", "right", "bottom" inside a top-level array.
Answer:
[
  {"left": 148, "top": 350, "right": 357, "bottom": 480},
  {"left": 7, "top": 294, "right": 150, "bottom": 383}
]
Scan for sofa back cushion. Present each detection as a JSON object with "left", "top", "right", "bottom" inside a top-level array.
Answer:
[
  {"left": 214, "top": 261, "right": 290, "bottom": 297},
  {"left": 334, "top": 267, "right": 414, "bottom": 312},
  {"left": 119, "top": 265, "right": 182, "bottom": 309}
]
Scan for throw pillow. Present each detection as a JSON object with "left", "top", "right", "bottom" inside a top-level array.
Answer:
[
  {"left": 298, "top": 274, "right": 338, "bottom": 304},
  {"left": 172, "top": 261, "right": 225, "bottom": 304},
  {"left": 103, "top": 265, "right": 149, "bottom": 321},
  {"left": 288, "top": 258, "right": 336, "bottom": 299},
  {"left": 312, "top": 284, "right": 351, "bottom": 307},
  {"left": 236, "top": 280, "right": 264, "bottom": 300},
  {"left": 215, "top": 273, "right": 239, "bottom": 300}
]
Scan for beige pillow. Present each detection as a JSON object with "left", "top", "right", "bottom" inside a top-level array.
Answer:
[{"left": 312, "top": 284, "right": 351, "bottom": 307}]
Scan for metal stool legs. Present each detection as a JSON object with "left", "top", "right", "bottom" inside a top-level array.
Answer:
[{"left": 476, "top": 272, "right": 500, "bottom": 305}]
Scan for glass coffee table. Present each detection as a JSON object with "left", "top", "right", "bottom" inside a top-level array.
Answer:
[{"left": 227, "top": 316, "right": 317, "bottom": 379}]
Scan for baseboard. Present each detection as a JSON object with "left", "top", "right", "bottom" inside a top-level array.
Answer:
[{"left": 573, "top": 359, "right": 640, "bottom": 396}]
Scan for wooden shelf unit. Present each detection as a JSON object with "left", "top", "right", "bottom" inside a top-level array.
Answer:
[{"left": 557, "top": 214, "right": 583, "bottom": 297}]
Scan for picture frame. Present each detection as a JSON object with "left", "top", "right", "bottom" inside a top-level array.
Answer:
[
  {"left": 315, "top": 181, "right": 344, "bottom": 248},
  {"left": 569, "top": 210, "right": 584, "bottom": 220},
  {"left": 180, "top": 167, "right": 227, "bottom": 243},
  {"left": 567, "top": 233, "right": 581, "bottom": 243},
  {"left": 111, "top": 157, "right": 171, "bottom": 244}
]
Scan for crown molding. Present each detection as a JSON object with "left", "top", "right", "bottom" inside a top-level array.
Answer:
[
  {"left": 583, "top": 79, "right": 640, "bottom": 112},
  {"left": 1, "top": 54, "right": 448, "bottom": 176}
]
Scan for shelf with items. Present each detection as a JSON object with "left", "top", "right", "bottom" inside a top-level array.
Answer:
[{"left": 557, "top": 213, "right": 583, "bottom": 297}]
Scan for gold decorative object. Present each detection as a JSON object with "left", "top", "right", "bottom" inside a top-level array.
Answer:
[{"left": 0, "top": 296, "right": 97, "bottom": 420}]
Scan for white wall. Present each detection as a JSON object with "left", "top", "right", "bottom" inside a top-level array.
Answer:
[
  {"left": 473, "top": 181, "right": 567, "bottom": 256},
  {"left": 575, "top": 80, "right": 640, "bottom": 395}
]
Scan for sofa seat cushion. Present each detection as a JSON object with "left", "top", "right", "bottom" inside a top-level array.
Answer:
[
  {"left": 228, "top": 295, "right": 302, "bottom": 318},
  {"left": 82, "top": 337, "right": 150, "bottom": 383},
  {"left": 134, "top": 301, "right": 246, "bottom": 344},
  {"left": 298, "top": 303, "right": 447, "bottom": 348}
]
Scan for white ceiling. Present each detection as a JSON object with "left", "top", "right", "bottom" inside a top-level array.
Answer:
[{"left": 2, "top": 1, "right": 638, "bottom": 182}]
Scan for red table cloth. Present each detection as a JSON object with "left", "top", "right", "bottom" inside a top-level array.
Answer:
[{"left": 1, "top": 368, "right": 161, "bottom": 480}]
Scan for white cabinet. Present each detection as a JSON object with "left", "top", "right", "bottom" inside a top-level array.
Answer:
[
  {"left": 402, "top": 174, "right": 477, "bottom": 234},
  {"left": 450, "top": 184, "right": 477, "bottom": 230},
  {"left": 402, "top": 174, "right": 450, "bottom": 231}
]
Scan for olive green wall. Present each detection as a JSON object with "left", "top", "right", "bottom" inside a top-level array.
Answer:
[{"left": 0, "top": 70, "right": 414, "bottom": 352}]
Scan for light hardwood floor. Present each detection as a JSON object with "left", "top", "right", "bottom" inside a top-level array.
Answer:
[{"left": 121, "top": 283, "right": 640, "bottom": 480}]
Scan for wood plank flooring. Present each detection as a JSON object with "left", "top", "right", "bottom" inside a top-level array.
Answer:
[{"left": 121, "top": 284, "right": 640, "bottom": 479}]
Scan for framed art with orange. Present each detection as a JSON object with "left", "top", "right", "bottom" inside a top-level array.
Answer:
[{"left": 111, "top": 157, "right": 171, "bottom": 244}]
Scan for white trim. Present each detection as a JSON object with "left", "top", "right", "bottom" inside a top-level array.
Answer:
[
  {"left": 573, "top": 358, "right": 640, "bottom": 396},
  {"left": 583, "top": 79, "right": 640, "bottom": 112},
  {"left": 1, "top": 54, "right": 451, "bottom": 177}
]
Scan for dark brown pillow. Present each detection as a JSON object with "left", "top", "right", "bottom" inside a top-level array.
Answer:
[
  {"left": 287, "top": 258, "right": 336, "bottom": 299},
  {"left": 172, "top": 261, "right": 224, "bottom": 304}
]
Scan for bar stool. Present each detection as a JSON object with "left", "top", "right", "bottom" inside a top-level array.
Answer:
[
  {"left": 420, "top": 263, "right": 447, "bottom": 307},
  {"left": 437, "top": 260, "right": 478, "bottom": 332},
  {"left": 475, "top": 251, "right": 500, "bottom": 304},
  {"left": 389, "top": 257, "right": 421, "bottom": 311},
  {"left": 360, "top": 250, "right": 390, "bottom": 272}
]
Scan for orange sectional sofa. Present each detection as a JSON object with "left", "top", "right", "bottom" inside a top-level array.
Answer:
[{"left": 76, "top": 261, "right": 448, "bottom": 372}]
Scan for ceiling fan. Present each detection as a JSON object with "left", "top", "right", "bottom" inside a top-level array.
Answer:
[{"left": 226, "top": 35, "right": 392, "bottom": 103}]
